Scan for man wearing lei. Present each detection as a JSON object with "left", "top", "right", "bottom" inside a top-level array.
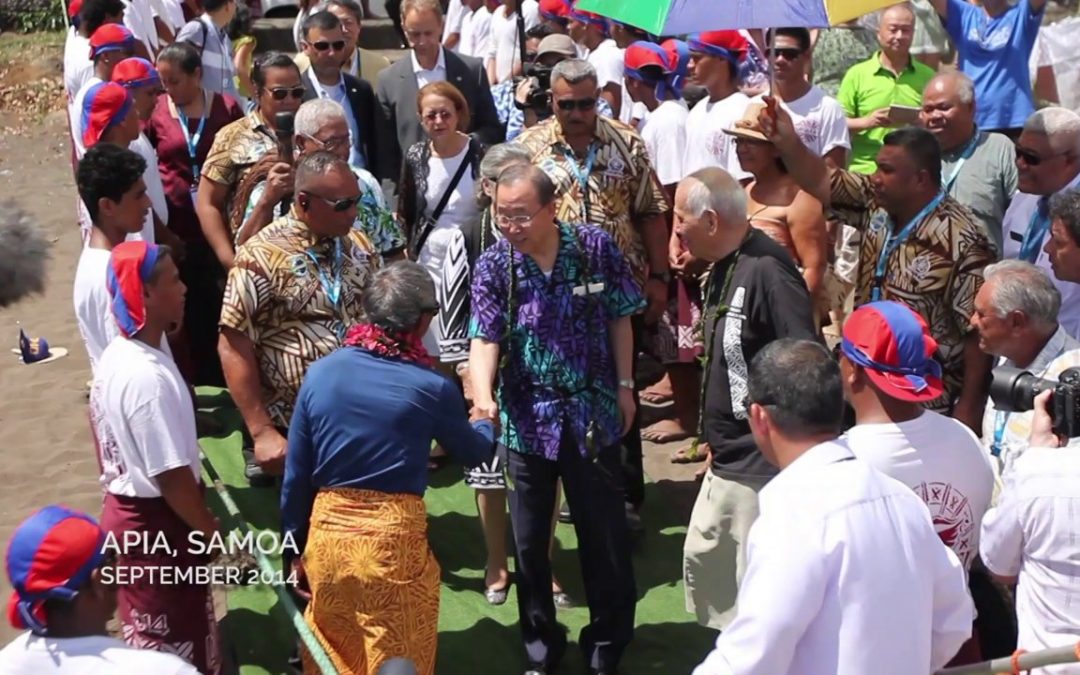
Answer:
[{"left": 674, "top": 168, "right": 818, "bottom": 634}]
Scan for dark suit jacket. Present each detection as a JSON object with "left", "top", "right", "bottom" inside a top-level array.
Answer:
[
  {"left": 301, "top": 70, "right": 378, "bottom": 171},
  {"left": 374, "top": 48, "right": 504, "bottom": 183}
]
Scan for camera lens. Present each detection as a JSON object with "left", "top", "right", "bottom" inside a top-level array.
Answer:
[{"left": 989, "top": 366, "right": 1053, "bottom": 413}]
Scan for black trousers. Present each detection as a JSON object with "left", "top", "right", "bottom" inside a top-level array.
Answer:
[
  {"left": 505, "top": 438, "right": 637, "bottom": 671},
  {"left": 621, "top": 316, "right": 646, "bottom": 508}
]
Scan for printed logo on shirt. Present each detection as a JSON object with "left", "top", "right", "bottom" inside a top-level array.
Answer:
[
  {"left": 966, "top": 21, "right": 1012, "bottom": 51},
  {"left": 605, "top": 155, "right": 627, "bottom": 179},
  {"left": 869, "top": 211, "right": 889, "bottom": 234},
  {"left": 723, "top": 286, "right": 750, "bottom": 421},
  {"left": 915, "top": 481, "right": 977, "bottom": 568},
  {"left": 290, "top": 255, "right": 310, "bottom": 278},
  {"left": 707, "top": 132, "right": 732, "bottom": 166},
  {"left": 907, "top": 254, "right": 932, "bottom": 282},
  {"left": 794, "top": 118, "right": 822, "bottom": 149}
]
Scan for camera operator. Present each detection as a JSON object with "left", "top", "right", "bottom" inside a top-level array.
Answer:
[
  {"left": 971, "top": 260, "right": 1080, "bottom": 476},
  {"left": 505, "top": 32, "right": 613, "bottom": 140},
  {"left": 979, "top": 387, "right": 1080, "bottom": 669}
]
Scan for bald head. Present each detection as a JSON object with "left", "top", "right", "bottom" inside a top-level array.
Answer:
[
  {"left": 673, "top": 168, "right": 750, "bottom": 262},
  {"left": 878, "top": 3, "right": 915, "bottom": 58},
  {"left": 919, "top": 71, "right": 977, "bottom": 152}
]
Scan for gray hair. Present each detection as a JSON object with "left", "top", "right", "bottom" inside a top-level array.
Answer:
[
  {"left": 926, "top": 71, "right": 975, "bottom": 106},
  {"left": 681, "top": 167, "right": 747, "bottom": 226},
  {"left": 1050, "top": 187, "right": 1080, "bottom": 247},
  {"left": 983, "top": 259, "right": 1061, "bottom": 329},
  {"left": 477, "top": 143, "right": 532, "bottom": 205},
  {"left": 1023, "top": 107, "right": 1080, "bottom": 155},
  {"left": 495, "top": 163, "right": 557, "bottom": 206},
  {"left": 295, "top": 150, "right": 350, "bottom": 191},
  {"left": 551, "top": 59, "right": 598, "bottom": 88},
  {"left": 295, "top": 98, "right": 347, "bottom": 139},
  {"left": 361, "top": 261, "right": 438, "bottom": 334},
  {"left": 400, "top": 0, "right": 442, "bottom": 18}
]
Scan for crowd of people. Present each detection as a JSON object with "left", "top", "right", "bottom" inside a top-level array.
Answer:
[{"left": 3, "top": 0, "right": 1080, "bottom": 673}]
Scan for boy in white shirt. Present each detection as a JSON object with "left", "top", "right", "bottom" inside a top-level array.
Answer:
[
  {"left": 486, "top": 0, "right": 539, "bottom": 83},
  {"left": 568, "top": 6, "right": 623, "bottom": 119},
  {"left": 683, "top": 31, "right": 752, "bottom": 180},
  {"left": 623, "top": 40, "right": 688, "bottom": 193},
  {"left": 0, "top": 505, "right": 197, "bottom": 674}
]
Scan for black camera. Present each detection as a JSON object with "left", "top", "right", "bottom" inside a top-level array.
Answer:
[
  {"left": 989, "top": 366, "right": 1080, "bottom": 438},
  {"left": 514, "top": 64, "right": 553, "bottom": 116}
]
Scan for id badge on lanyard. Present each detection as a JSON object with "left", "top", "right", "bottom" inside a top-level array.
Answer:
[
  {"left": 869, "top": 192, "right": 945, "bottom": 302},
  {"left": 179, "top": 91, "right": 209, "bottom": 206}
]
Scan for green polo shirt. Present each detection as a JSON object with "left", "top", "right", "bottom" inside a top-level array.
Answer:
[{"left": 837, "top": 52, "right": 935, "bottom": 174}]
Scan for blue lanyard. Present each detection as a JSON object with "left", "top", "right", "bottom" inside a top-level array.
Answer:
[
  {"left": 942, "top": 130, "right": 980, "bottom": 193},
  {"left": 304, "top": 239, "right": 343, "bottom": 307},
  {"left": 177, "top": 91, "right": 209, "bottom": 183},
  {"left": 561, "top": 142, "right": 598, "bottom": 224},
  {"left": 871, "top": 191, "right": 946, "bottom": 302},
  {"left": 990, "top": 410, "right": 1009, "bottom": 457},
  {"left": 1019, "top": 198, "right": 1051, "bottom": 263}
]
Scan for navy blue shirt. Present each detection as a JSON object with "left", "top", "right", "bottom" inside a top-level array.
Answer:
[{"left": 281, "top": 346, "right": 495, "bottom": 550}]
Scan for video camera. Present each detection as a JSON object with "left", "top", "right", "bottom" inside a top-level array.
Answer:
[
  {"left": 514, "top": 63, "right": 553, "bottom": 116},
  {"left": 989, "top": 366, "right": 1080, "bottom": 439}
]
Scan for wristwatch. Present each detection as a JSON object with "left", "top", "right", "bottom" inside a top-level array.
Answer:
[
  {"left": 618, "top": 379, "right": 635, "bottom": 390},
  {"left": 649, "top": 271, "right": 671, "bottom": 283}
]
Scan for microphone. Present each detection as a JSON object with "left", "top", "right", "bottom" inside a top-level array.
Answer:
[
  {"left": 275, "top": 111, "right": 295, "bottom": 166},
  {"left": 0, "top": 201, "right": 48, "bottom": 309}
]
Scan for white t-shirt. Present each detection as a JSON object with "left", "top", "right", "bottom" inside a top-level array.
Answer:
[
  {"left": 844, "top": 411, "right": 995, "bottom": 572},
  {"left": 63, "top": 30, "right": 93, "bottom": 105},
  {"left": 442, "top": 0, "right": 467, "bottom": 48},
  {"left": 130, "top": 132, "right": 167, "bottom": 240},
  {"left": 487, "top": 1, "right": 539, "bottom": 83},
  {"left": 641, "top": 99, "right": 689, "bottom": 185},
  {"left": 90, "top": 337, "right": 198, "bottom": 498},
  {"left": 150, "top": 0, "right": 186, "bottom": 32},
  {"left": 459, "top": 6, "right": 493, "bottom": 61},
  {"left": 122, "top": 0, "right": 159, "bottom": 54},
  {"left": 684, "top": 91, "right": 751, "bottom": 180},
  {"left": 754, "top": 85, "right": 850, "bottom": 157},
  {"left": 0, "top": 632, "right": 198, "bottom": 675},
  {"left": 73, "top": 247, "right": 119, "bottom": 372}
]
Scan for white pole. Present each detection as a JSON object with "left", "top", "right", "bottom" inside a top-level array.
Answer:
[{"left": 937, "top": 644, "right": 1080, "bottom": 674}]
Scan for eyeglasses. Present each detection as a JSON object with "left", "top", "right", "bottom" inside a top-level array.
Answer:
[
  {"left": 303, "top": 192, "right": 362, "bottom": 212},
  {"left": 494, "top": 204, "right": 547, "bottom": 227},
  {"left": 555, "top": 97, "right": 597, "bottom": 112},
  {"left": 307, "top": 39, "right": 347, "bottom": 51},
  {"left": 268, "top": 86, "right": 306, "bottom": 100},
  {"left": 302, "top": 132, "right": 351, "bottom": 150},
  {"left": 423, "top": 110, "right": 455, "bottom": 122},
  {"left": 1015, "top": 146, "right": 1067, "bottom": 167},
  {"left": 764, "top": 47, "right": 804, "bottom": 61}
]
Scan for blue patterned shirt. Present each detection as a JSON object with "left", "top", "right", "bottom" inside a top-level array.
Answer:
[{"left": 468, "top": 223, "right": 644, "bottom": 459}]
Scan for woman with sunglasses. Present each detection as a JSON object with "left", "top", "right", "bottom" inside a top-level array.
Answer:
[
  {"left": 196, "top": 51, "right": 305, "bottom": 271},
  {"left": 145, "top": 41, "right": 243, "bottom": 386},
  {"left": 398, "top": 81, "right": 486, "bottom": 358}
]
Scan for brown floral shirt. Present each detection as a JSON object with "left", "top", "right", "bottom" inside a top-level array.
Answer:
[
  {"left": 831, "top": 169, "right": 997, "bottom": 411},
  {"left": 201, "top": 111, "right": 277, "bottom": 235},
  {"left": 515, "top": 116, "right": 669, "bottom": 288},
  {"left": 220, "top": 211, "right": 379, "bottom": 427}
]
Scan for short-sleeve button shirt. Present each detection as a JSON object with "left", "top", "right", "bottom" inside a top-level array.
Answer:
[
  {"left": 201, "top": 112, "right": 277, "bottom": 236},
  {"left": 468, "top": 223, "right": 645, "bottom": 459},
  {"left": 515, "top": 116, "right": 669, "bottom": 288},
  {"left": 830, "top": 169, "right": 998, "bottom": 411},
  {"left": 220, "top": 212, "right": 380, "bottom": 428}
]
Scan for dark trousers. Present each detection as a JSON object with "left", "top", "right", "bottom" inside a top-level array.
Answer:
[
  {"left": 506, "top": 438, "right": 637, "bottom": 671},
  {"left": 621, "top": 316, "right": 646, "bottom": 508}
]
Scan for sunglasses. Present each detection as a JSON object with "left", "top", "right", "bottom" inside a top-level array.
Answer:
[
  {"left": 303, "top": 192, "right": 362, "bottom": 212},
  {"left": 764, "top": 47, "right": 804, "bottom": 61},
  {"left": 1015, "top": 146, "right": 1068, "bottom": 167},
  {"left": 555, "top": 97, "right": 597, "bottom": 112},
  {"left": 308, "top": 39, "right": 347, "bottom": 51},
  {"left": 269, "top": 86, "right": 306, "bottom": 100}
]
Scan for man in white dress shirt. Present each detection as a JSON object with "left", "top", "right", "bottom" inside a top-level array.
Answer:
[
  {"left": 981, "top": 390, "right": 1080, "bottom": 672},
  {"left": 694, "top": 338, "right": 973, "bottom": 675},
  {"left": 971, "top": 260, "right": 1080, "bottom": 475},
  {"left": 1002, "top": 107, "right": 1080, "bottom": 339}
]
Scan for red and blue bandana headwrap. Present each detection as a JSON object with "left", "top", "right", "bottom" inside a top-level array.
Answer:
[
  {"left": 539, "top": 0, "right": 572, "bottom": 22},
  {"left": 88, "top": 23, "right": 135, "bottom": 60},
  {"left": 6, "top": 505, "right": 107, "bottom": 636},
  {"left": 568, "top": 2, "right": 608, "bottom": 34},
  {"left": 687, "top": 30, "right": 748, "bottom": 65},
  {"left": 661, "top": 38, "right": 691, "bottom": 99},
  {"left": 624, "top": 41, "right": 675, "bottom": 98},
  {"left": 111, "top": 57, "right": 161, "bottom": 89},
  {"left": 107, "top": 241, "right": 163, "bottom": 338},
  {"left": 80, "top": 81, "right": 133, "bottom": 149},
  {"left": 841, "top": 301, "right": 945, "bottom": 404},
  {"left": 68, "top": 0, "right": 82, "bottom": 28}
]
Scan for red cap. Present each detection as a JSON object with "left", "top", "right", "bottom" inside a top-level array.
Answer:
[
  {"left": 67, "top": 0, "right": 82, "bottom": 20},
  {"left": 624, "top": 41, "right": 670, "bottom": 73},
  {"left": 89, "top": 23, "right": 135, "bottom": 60},
  {"left": 841, "top": 301, "right": 945, "bottom": 403},
  {"left": 80, "top": 81, "right": 134, "bottom": 148},
  {"left": 686, "top": 31, "right": 748, "bottom": 63},
  {"left": 568, "top": 1, "right": 608, "bottom": 30},
  {"left": 539, "top": 0, "right": 572, "bottom": 21},
  {"left": 111, "top": 57, "right": 161, "bottom": 89}
]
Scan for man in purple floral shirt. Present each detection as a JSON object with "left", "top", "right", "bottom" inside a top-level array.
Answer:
[{"left": 468, "top": 164, "right": 642, "bottom": 674}]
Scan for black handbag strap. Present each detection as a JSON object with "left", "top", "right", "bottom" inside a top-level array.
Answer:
[{"left": 413, "top": 143, "right": 475, "bottom": 255}]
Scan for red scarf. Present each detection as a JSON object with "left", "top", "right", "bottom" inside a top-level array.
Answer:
[{"left": 343, "top": 323, "right": 434, "bottom": 367}]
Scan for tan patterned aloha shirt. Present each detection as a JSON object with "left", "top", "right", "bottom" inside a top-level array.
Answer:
[
  {"left": 831, "top": 169, "right": 998, "bottom": 411},
  {"left": 515, "top": 116, "right": 668, "bottom": 288},
  {"left": 202, "top": 111, "right": 277, "bottom": 235},
  {"left": 220, "top": 210, "right": 379, "bottom": 428}
]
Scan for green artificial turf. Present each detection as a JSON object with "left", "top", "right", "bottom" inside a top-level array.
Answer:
[{"left": 195, "top": 388, "right": 713, "bottom": 675}]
